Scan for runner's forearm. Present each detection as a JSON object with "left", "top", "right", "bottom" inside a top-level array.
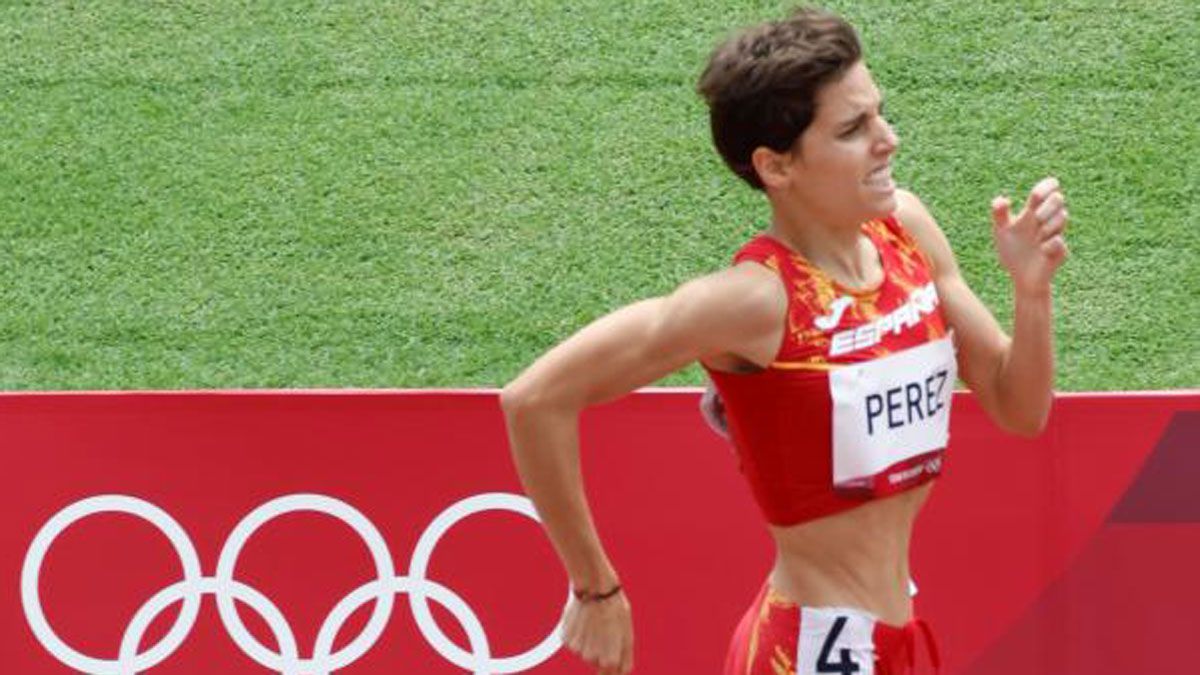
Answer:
[
  {"left": 993, "top": 288, "right": 1055, "bottom": 435},
  {"left": 501, "top": 392, "right": 620, "bottom": 592}
]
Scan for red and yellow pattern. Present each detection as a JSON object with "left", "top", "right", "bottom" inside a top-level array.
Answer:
[
  {"left": 703, "top": 214, "right": 951, "bottom": 526},
  {"left": 748, "top": 217, "right": 947, "bottom": 370},
  {"left": 723, "top": 583, "right": 940, "bottom": 675},
  {"left": 724, "top": 583, "right": 801, "bottom": 675}
]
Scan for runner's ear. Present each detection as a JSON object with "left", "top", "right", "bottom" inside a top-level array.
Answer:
[{"left": 751, "top": 146, "right": 792, "bottom": 190}]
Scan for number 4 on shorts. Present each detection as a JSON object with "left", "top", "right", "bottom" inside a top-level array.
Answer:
[{"left": 817, "top": 616, "right": 861, "bottom": 674}]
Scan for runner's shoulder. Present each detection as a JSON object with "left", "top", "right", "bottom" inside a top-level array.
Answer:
[
  {"left": 892, "top": 187, "right": 957, "bottom": 276},
  {"left": 668, "top": 263, "right": 786, "bottom": 338},
  {"left": 893, "top": 188, "right": 935, "bottom": 231}
]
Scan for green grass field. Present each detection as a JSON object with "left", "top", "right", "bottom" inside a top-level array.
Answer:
[{"left": 1, "top": 1, "right": 1196, "bottom": 390}]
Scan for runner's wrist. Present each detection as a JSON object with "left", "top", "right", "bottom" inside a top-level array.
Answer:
[
  {"left": 567, "top": 556, "right": 619, "bottom": 592},
  {"left": 569, "top": 564, "right": 621, "bottom": 601},
  {"left": 1011, "top": 278, "right": 1053, "bottom": 301},
  {"left": 572, "top": 582, "right": 623, "bottom": 603}
]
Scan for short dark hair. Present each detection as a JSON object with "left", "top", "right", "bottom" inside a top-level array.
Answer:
[{"left": 697, "top": 7, "right": 862, "bottom": 190}]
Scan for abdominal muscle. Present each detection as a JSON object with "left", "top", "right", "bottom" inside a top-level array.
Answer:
[{"left": 765, "top": 481, "right": 933, "bottom": 626}]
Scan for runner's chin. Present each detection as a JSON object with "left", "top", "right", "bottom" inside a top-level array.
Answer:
[{"left": 860, "top": 184, "right": 897, "bottom": 218}]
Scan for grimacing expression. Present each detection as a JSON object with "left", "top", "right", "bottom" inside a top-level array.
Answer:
[{"left": 786, "top": 61, "right": 900, "bottom": 225}]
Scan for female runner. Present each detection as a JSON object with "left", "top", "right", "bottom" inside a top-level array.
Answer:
[{"left": 501, "top": 7, "right": 1067, "bottom": 674}]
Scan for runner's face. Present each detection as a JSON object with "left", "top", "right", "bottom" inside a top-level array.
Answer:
[{"left": 790, "top": 61, "right": 899, "bottom": 223}]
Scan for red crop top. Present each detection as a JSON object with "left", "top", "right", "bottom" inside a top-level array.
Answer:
[{"left": 704, "top": 215, "right": 956, "bottom": 526}]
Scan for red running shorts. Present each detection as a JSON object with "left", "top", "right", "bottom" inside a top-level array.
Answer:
[{"left": 724, "top": 583, "right": 940, "bottom": 675}]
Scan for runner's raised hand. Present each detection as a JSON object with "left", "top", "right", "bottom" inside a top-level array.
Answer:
[{"left": 990, "top": 176, "right": 1069, "bottom": 295}]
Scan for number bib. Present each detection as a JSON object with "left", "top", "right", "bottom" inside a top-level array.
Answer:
[
  {"left": 798, "top": 607, "right": 877, "bottom": 675},
  {"left": 828, "top": 335, "right": 956, "bottom": 491}
]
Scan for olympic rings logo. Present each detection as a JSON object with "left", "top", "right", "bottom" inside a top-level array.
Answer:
[{"left": 21, "top": 493, "right": 565, "bottom": 674}]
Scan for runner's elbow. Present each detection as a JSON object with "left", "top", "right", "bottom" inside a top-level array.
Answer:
[
  {"left": 500, "top": 379, "right": 537, "bottom": 420},
  {"left": 500, "top": 376, "right": 571, "bottom": 422},
  {"left": 996, "top": 405, "right": 1050, "bottom": 438}
]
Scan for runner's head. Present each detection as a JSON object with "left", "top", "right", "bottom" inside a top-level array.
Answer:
[
  {"left": 698, "top": 8, "right": 899, "bottom": 220},
  {"left": 698, "top": 7, "right": 862, "bottom": 191}
]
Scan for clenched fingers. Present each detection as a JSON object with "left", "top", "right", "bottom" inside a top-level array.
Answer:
[
  {"left": 1028, "top": 176, "right": 1060, "bottom": 208},
  {"left": 582, "top": 634, "right": 621, "bottom": 673},
  {"left": 1040, "top": 208, "right": 1068, "bottom": 239},
  {"left": 1041, "top": 235, "right": 1069, "bottom": 262},
  {"left": 1014, "top": 176, "right": 1063, "bottom": 230},
  {"left": 1034, "top": 191, "right": 1065, "bottom": 223}
]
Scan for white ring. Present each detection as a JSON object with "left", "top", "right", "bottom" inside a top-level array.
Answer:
[
  {"left": 22, "top": 492, "right": 565, "bottom": 674},
  {"left": 20, "top": 495, "right": 204, "bottom": 675},
  {"left": 408, "top": 492, "right": 565, "bottom": 673},
  {"left": 214, "top": 494, "right": 396, "bottom": 674},
  {"left": 121, "top": 578, "right": 300, "bottom": 675},
  {"left": 317, "top": 577, "right": 493, "bottom": 674}
]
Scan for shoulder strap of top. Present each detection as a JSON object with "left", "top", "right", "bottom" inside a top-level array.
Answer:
[
  {"left": 730, "top": 234, "right": 820, "bottom": 298},
  {"left": 872, "top": 214, "right": 936, "bottom": 275},
  {"left": 731, "top": 234, "right": 818, "bottom": 283},
  {"left": 729, "top": 234, "right": 834, "bottom": 364},
  {"left": 732, "top": 234, "right": 784, "bottom": 268}
]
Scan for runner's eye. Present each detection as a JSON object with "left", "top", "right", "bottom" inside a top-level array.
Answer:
[{"left": 838, "top": 122, "right": 863, "bottom": 139}]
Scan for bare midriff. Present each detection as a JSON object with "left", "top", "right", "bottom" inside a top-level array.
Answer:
[{"left": 766, "top": 482, "right": 933, "bottom": 626}]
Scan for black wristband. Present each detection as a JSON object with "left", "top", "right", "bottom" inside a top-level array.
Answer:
[{"left": 573, "top": 583, "right": 623, "bottom": 603}]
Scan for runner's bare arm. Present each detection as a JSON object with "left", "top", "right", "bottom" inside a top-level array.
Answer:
[
  {"left": 500, "top": 264, "right": 782, "bottom": 673},
  {"left": 895, "top": 183, "right": 1067, "bottom": 436},
  {"left": 501, "top": 264, "right": 782, "bottom": 590}
]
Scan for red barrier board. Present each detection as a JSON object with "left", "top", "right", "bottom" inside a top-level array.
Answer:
[{"left": 2, "top": 390, "right": 1198, "bottom": 674}]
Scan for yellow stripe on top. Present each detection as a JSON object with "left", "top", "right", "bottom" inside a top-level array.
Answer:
[{"left": 768, "top": 360, "right": 842, "bottom": 371}]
